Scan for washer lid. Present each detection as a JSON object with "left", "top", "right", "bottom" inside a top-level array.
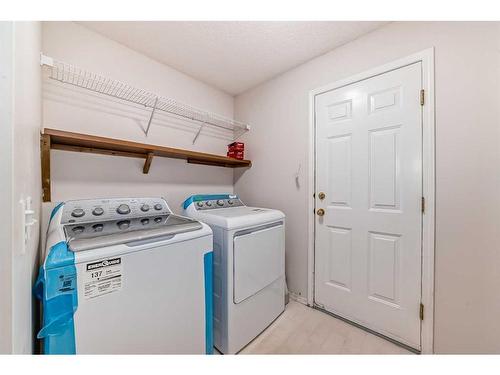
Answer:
[
  {"left": 192, "top": 206, "right": 285, "bottom": 230},
  {"left": 64, "top": 214, "right": 203, "bottom": 252}
]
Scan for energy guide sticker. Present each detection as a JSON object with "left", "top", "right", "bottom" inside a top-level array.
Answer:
[{"left": 83, "top": 257, "right": 122, "bottom": 299}]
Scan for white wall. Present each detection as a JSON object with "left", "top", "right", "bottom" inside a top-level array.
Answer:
[
  {"left": 0, "top": 21, "right": 15, "bottom": 354},
  {"left": 42, "top": 22, "right": 236, "bottom": 213},
  {"left": 12, "top": 21, "right": 43, "bottom": 355},
  {"left": 0, "top": 21, "right": 43, "bottom": 354},
  {"left": 234, "top": 21, "right": 500, "bottom": 353}
]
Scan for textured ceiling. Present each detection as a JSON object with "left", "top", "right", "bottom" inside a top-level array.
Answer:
[{"left": 79, "top": 21, "right": 388, "bottom": 95}]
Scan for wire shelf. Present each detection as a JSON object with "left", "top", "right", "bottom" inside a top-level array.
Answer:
[{"left": 40, "top": 54, "right": 250, "bottom": 139}]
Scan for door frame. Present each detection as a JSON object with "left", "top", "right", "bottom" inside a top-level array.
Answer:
[
  {"left": 0, "top": 21, "right": 14, "bottom": 354},
  {"left": 306, "top": 48, "right": 435, "bottom": 353}
]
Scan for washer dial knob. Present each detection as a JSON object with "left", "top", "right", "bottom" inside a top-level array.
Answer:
[
  {"left": 205, "top": 201, "right": 212, "bottom": 207},
  {"left": 227, "top": 200, "right": 234, "bottom": 205},
  {"left": 154, "top": 204, "right": 163, "bottom": 211},
  {"left": 92, "top": 224, "right": 104, "bottom": 232},
  {"left": 154, "top": 217, "right": 162, "bottom": 223},
  {"left": 117, "top": 220, "right": 130, "bottom": 230},
  {"left": 116, "top": 204, "right": 131, "bottom": 215},
  {"left": 72, "top": 226, "right": 85, "bottom": 234},
  {"left": 92, "top": 207, "right": 104, "bottom": 216},
  {"left": 141, "top": 218, "right": 150, "bottom": 225},
  {"left": 196, "top": 202, "right": 204, "bottom": 208},
  {"left": 140, "top": 204, "right": 150, "bottom": 212},
  {"left": 216, "top": 200, "right": 224, "bottom": 206},
  {"left": 71, "top": 208, "right": 85, "bottom": 218}
]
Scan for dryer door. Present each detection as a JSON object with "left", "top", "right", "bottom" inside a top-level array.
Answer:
[{"left": 233, "top": 222, "right": 284, "bottom": 304}]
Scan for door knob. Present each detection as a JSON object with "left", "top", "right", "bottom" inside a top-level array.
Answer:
[
  {"left": 316, "top": 208, "right": 325, "bottom": 216},
  {"left": 318, "top": 192, "right": 326, "bottom": 200}
]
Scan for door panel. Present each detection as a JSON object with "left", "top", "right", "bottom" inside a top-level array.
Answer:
[
  {"left": 328, "top": 135, "right": 352, "bottom": 207},
  {"left": 314, "top": 63, "right": 422, "bottom": 349},
  {"left": 326, "top": 227, "right": 352, "bottom": 291},
  {"left": 368, "top": 231, "right": 400, "bottom": 305},
  {"left": 369, "top": 126, "right": 401, "bottom": 210}
]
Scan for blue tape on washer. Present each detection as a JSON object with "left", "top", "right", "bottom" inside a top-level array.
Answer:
[
  {"left": 204, "top": 251, "right": 214, "bottom": 354},
  {"left": 49, "top": 202, "right": 64, "bottom": 222},
  {"left": 34, "top": 241, "right": 78, "bottom": 354}
]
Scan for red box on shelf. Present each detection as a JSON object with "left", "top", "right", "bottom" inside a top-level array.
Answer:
[
  {"left": 228, "top": 142, "right": 244, "bottom": 152},
  {"left": 227, "top": 150, "right": 244, "bottom": 160}
]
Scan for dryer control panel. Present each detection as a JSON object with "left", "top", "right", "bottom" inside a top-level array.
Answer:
[
  {"left": 184, "top": 194, "right": 244, "bottom": 211},
  {"left": 61, "top": 197, "right": 171, "bottom": 224},
  {"left": 194, "top": 198, "right": 244, "bottom": 211}
]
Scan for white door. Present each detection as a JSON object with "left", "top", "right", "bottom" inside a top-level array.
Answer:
[{"left": 314, "top": 62, "right": 423, "bottom": 350}]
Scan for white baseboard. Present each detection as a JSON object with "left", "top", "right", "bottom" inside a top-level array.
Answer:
[{"left": 289, "top": 291, "right": 308, "bottom": 306}]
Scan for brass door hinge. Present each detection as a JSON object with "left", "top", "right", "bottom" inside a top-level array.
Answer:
[
  {"left": 420, "top": 303, "right": 424, "bottom": 321},
  {"left": 421, "top": 197, "right": 425, "bottom": 214},
  {"left": 420, "top": 89, "right": 425, "bottom": 106}
]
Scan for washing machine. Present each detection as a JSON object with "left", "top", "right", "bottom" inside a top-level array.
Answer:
[
  {"left": 183, "top": 194, "right": 285, "bottom": 354},
  {"left": 34, "top": 197, "right": 213, "bottom": 354}
]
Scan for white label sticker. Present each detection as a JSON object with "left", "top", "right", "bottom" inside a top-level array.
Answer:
[{"left": 83, "top": 257, "right": 122, "bottom": 300}]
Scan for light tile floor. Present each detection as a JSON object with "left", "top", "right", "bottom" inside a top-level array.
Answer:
[{"left": 238, "top": 301, "right": 412, "bottom": 354}]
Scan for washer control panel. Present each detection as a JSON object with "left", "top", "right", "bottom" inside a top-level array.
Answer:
[
  {"left": 61, "top": 197, "right": 171, "bottom": 224},
  {"left": 63, "top": 213, "right": 200, "bottom": 242},
  {"left": 194, "top": 197, "right": 244, "bottom": 211}
]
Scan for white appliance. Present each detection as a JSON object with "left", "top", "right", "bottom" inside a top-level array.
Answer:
[
  {"left": 35, "top": 197, "right": 213, "bottom": 354},
  {"left": 183, "top": 194, "right": 285, "bottom": 354}
]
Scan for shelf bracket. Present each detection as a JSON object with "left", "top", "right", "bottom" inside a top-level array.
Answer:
[
  {"left": 143, "top": 152, "right": 154, "bottom": 174},
  {"left": 192, "top": 121, "right": 206, "bottom": 144},
  {"left": 40, "top": 134, "right": 52, "bottom": 202},
  {"left": 145, "top": 97, "right": 159, "bottom": 136},
  {"left": 40, "top": 53, "right": 54, "bottom": 67}
]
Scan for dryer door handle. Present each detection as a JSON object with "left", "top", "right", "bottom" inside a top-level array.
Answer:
[{"left": 233, "top": 221, "right": 284, "bottom": 238}]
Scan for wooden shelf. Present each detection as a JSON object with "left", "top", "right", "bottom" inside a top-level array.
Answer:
[{"left": 40, "top": 128, "right": 251, "bottom": 202}]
